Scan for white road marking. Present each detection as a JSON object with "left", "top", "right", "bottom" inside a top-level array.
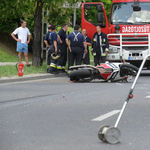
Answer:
[
  {"left": 145, "top": 95, "right": 150, "bottom": 98},
  {"left": 92, "top": 110, "right": 120, "bottom": 121}
]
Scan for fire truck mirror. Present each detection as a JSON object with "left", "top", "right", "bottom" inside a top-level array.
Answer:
[
  {"left": 84, "top": 5, "right": 91, "bottom": 10},
  {"left": 101, "top": 23, "right": 106, "bottom": 28},
  {"left": 131, "top": 3, "right": 141, "bottom": 11},
  {"left": 97, "top": 5, "right": 103, "bottom": 12},
  {"left": 97, "top": 13, "right": 103, "bottom": 23},
  {"left": 133, "top": 6, "right": 141, "bottom": 11}
]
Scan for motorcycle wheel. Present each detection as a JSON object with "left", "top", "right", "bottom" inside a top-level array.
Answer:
[
  {"left": 70, "top": 69, "right": 91, "bottom": 81},
  {"left": 120, "top": 63, "right": 138, "bottom": 77}
]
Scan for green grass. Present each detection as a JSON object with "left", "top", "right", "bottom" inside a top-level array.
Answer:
[
  {"left": 0, "top": 46, "right": 32, "bottom": 62},
  {"left": 0, "top": 46, "right": 19, "bottom": 62},
  {"left": 0, "top": 62, "right": 47, "bottom": 78}
]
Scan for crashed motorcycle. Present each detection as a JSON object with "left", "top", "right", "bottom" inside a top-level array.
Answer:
[{"left": 69, "top": 62, "right": 138, "bottom": 82}]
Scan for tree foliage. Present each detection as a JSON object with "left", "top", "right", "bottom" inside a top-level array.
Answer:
[{"left": 0, "top": 0, "right": 36, "bottom": 33}]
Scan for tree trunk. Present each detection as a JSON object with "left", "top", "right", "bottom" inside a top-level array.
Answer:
[{"left": 32, "top": 0, "right": 43, "bottom": 66}]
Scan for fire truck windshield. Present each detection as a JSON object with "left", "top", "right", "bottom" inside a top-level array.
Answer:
[{"left": 111, "top": 2, "right": 150, "bottom": 24}]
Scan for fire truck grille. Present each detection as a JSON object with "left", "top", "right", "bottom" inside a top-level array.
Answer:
[
  {"left": 116, "top": 36, "right": 148, "bottom": 42},
  {"left": 123, "top": 46, "right": 148, "bottom": 51}
]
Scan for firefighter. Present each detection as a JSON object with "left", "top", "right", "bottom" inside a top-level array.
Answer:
[
  {"left": 66, "top": 25, "right": 87, "bottom": 68},
  {"left": 92, "top": 25, "right": 109, "bottom": 66},
  {"left": 57, "top": 24, "right": 68, "bottom": 73},
  {"left": 44, "top": 24, "right": 52, "bottom": 72},
  {"left": 81, "top": 29, "right": 92, "bottom": 64},
  {"left": 46, "top": 25, "right": 58, "bottom": 74}
]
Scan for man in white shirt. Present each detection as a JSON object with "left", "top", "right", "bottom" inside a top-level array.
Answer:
[{"left": 11, "top": 20, "right": 31, "bottom": 66}]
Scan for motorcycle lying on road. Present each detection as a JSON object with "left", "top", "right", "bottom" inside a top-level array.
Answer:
[{"left": 69, "top": 62, "right": 138, "bottom": 82}]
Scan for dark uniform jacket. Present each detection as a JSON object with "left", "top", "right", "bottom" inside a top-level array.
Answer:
[
  {"left": 58, "top": 29, "right": 67, "bottom": 47},
  {"left": 92, "top": 31, "right": 109, "bottom": 55}
]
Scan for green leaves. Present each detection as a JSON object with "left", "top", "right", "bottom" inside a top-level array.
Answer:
[{"left": 0, "top": 0, "right": 36, "bottom": 33}]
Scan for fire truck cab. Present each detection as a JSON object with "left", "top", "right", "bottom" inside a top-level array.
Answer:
[{"left": 81, "top": 0, "right": 150, "bottom": 68}]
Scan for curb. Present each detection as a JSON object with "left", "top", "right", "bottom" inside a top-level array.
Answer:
[{"left": 0, "top": 73, "right": 67, "bottom": 84}]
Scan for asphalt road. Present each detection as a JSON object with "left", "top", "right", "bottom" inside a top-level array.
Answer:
[{"left": 0, "top": 73, "right": 150, "bottom": 150}]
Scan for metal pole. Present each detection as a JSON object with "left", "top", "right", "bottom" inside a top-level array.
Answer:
[
  {"left": 41, "top": 10, "right": 44, "bottom": 59},
  {"left": 47, "top": 10, "right": 49, "bottom": 32},
  {"left": 73, "top": 8, "right": 76, "bottom": 27},
  {"left": 120, "top": 34, "right": 122, "bottom": 61},
  {"left": 114, "top": 101, "right": 127, "bottom": 128},
  {"left": 114, "top": 54, "right": 150, "bottom": 128},
  {"left": 46, "top": 10, "right": 49, "bottom": 63}
]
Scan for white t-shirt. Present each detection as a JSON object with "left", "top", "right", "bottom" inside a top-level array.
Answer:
[{"left": 13, "top": 27, "right": 31, "bottom": 44}]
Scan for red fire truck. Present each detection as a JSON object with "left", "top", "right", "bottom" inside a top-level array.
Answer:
[{"left": 81, "top": 0, "right": 150, "bottom": 68}]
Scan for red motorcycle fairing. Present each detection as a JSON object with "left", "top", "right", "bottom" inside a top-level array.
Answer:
[{"left": 96, "top": 63, "right": 119, "bottom": 81}]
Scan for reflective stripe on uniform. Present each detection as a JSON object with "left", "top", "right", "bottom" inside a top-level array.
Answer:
[
  {"left": 93, "top": 52, "right": 96, "bottom": 56},
  {"left": 57, "top": 66, "right": 62, "bottom": 69},
  {"left": 50, "top": 63, "right": 56, "bottom": 66},
  {"left": 50, "top": 65, "right": 57, "bottom": 68},
  {"left": 57, "top": 66, "right": 65, "bottom": 69},
  {"left": 93, "top": 38, "right": 96, "bottom": 42},
  {"left": 101, "top": 53, "right": 106, "bottom": 56},
  {"left": 99, "top": 36, "right": 103, "bottom": 54},
  {"left": 105, "top": 48, "right": 109, "bottom": 52},
  {"left": 50, "top": 63, "right": 57, "bottom": 68}
]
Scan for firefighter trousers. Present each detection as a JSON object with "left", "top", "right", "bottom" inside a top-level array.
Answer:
[
  {"left": 69, "top": 47, "right": 83, "bottom": 67},
  {"left": 94, "top": 50, "right": 106, "bottom": 66},
  {"left": 57, "top": 44, "right": 67, "bottom": 72},
  {"left": 48, "top": 45, "right": 57, "bottom": 73}
]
